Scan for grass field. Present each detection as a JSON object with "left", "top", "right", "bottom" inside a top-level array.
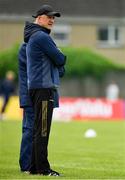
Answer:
[{"left": 0, "top": 120, "right": 125, "bottom": 179}]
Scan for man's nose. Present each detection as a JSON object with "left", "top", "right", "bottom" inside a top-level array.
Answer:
[{"left": 51, "top": 18, "right": 55, "bottom": 22}]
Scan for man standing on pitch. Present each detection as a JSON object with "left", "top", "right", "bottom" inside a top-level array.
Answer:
[{"left": 24, "top": 4, "right": 66, "bottom": 176}]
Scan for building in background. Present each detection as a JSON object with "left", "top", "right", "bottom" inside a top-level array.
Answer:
[{"left": 0, "top": 0, "right": 125, "bottom": 64}]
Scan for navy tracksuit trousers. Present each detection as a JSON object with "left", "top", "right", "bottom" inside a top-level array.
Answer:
[{"left": 19, "top": 106, "right": 34, "bottom": 171}]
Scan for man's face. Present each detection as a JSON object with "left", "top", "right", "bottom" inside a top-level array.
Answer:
[{"left": 37, "top": 14, "right": 55, "bottom": 30}]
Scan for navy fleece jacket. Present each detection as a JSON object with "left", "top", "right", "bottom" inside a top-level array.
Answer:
[{"left": 24, "top": 22, "right": 66, "bottom": 89}]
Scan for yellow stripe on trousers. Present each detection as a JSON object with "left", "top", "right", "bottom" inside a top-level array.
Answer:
[{"left": 41, "top": 101, "right": 48, "bottom": 137}]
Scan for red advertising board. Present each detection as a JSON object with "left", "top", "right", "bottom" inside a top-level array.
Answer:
[{"left": 53, "top": 97, "right": 124, "bottom": 121}]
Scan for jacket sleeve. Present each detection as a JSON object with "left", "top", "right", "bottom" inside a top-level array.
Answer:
[
  {"left": 38, "top": 33, "right": 66, "bottom": 67},
  {"left": 58, "top": 66, "right": 65, "bottom": 78}
]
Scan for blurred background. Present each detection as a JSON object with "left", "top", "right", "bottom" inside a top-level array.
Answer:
[{"left": 0, "top": 0, "right": 125, "bottom": 120}]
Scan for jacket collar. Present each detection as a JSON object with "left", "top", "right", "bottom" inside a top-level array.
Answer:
[{"left": 24, "top": 21, "right": 51, "bottom": 43}]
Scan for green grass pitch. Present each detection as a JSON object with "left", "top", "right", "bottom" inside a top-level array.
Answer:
[{"left": 0, "top": 120, "right": 125, "bottom": 179}]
